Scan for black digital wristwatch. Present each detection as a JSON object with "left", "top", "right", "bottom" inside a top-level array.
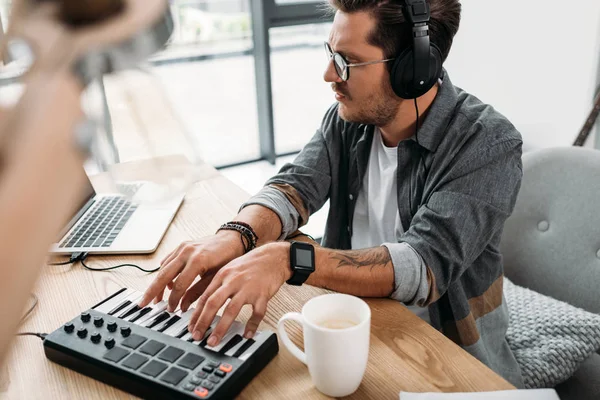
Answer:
[{"left": 286, "top": 241, "right": 315, "bottom": 286}]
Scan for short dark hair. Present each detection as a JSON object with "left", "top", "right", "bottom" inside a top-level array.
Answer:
[{"left": 326, "top": 0, "right": 461, "bottom": 64}]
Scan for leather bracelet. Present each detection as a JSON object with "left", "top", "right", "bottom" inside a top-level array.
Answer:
[
  {"left": 228, "top": 221, "right": 258, "bottom": 247},
  {"left": 217, "top": 226, "right": 250, "bottom": 253}
]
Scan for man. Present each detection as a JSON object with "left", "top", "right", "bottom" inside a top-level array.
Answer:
[{"left": 140, "top": 0, "right": 524, "bottom": 387}]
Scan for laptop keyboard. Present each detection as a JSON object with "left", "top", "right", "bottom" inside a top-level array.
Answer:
[{"left": 60, "top": 196, "right": 138, "bottom": 249}]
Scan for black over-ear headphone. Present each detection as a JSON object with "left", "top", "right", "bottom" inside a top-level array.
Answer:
[{"left": 390, "top": 0, "right": 443, "bottom": 99}]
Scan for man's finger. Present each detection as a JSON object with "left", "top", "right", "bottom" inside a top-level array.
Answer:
[
  {"left": 167, "top": 257, "right": 207, "bottom": 312},
  {"left": 154, "top": 287, "right": 165, "bottom": 305},
  {"left": 139, "top": 254, "right": 186, "bottom": 307},
  {"left": 244, "top": 298, "right": 267, "bottom": 339},
  {"left": 190, "top": 285, "right": 231, "bottom": 341},
  {"left": 160, "top": 242, "right": 185, "bottom": 265},
  {"left": 160, "top": 250, "right": 177, "bottom": 268},
  {"left": 187, "top": 272, "right": 223, "bottom": 331},
  {"left": 207, "top": 295, "right": 245, "bottom": 347},
  {"left": 180, "top": 273, "right": 214, "bottom": 312}
]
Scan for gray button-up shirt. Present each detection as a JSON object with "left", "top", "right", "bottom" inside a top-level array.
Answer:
[{"left": 242, "top": 70, "right": 525, "bottom": 387}]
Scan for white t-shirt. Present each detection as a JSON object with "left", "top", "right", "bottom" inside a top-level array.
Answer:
[{"left": 351, "top": 129, "right": 430, "bottom": 323}]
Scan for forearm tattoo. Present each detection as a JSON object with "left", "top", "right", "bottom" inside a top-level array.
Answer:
[{"left": 331, "top": 248, "right": 392, "bottom": 271}]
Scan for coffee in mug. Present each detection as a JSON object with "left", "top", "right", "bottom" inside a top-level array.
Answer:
[{"left": 317, "top": 318, "right": 358, "bottom": 329}]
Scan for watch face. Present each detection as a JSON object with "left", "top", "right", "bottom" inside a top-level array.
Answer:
[
  {"left": 291, "top": 242, "right": 315, "bottom": 272},
  {"left": 295, "top": 248, "right": 313, "bottom": 268}
]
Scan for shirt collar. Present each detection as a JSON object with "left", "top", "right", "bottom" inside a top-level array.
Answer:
[{"left": 411, "top": 69, "right": 459, "bottom": 153}]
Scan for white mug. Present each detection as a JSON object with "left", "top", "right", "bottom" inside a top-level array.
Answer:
[{"left": 277, "top": 293, "right": 371, "bottom": 397}]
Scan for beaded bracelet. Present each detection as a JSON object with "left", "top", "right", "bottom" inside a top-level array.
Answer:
[{"left": 216, "top": 221, "right": 259, "bottom": 253}]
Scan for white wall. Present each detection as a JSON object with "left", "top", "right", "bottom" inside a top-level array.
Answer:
[{"left": 444, "top": 0, "right": 600, "bottom": 150}]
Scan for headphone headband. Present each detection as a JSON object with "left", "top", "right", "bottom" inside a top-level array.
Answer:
[
  {"left": 402, "top": 0, "right": 432, "bottom": 93},
  {"left": 402, "top": 0, "right": 431, "bottom": 24}
]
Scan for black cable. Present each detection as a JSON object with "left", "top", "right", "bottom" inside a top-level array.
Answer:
[
  {"left": 414, "top": 97, "right": 429, "bottom": 176},
  {"left": 414, "top": 97, "right": 420, "bottom": 145},
  {"left": 16, "top": 332, "right": 47, "bottom": 340},
  {"left": 80, "top": 254, "right": 159, "bottom": 273},
  {"left": 21, "top": 293, "right": 38, "bottom": 322}
]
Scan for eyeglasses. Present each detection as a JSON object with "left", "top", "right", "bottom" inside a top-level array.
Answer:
[{"left": 324, "top": 42, "right": 395, "bottom": 81}]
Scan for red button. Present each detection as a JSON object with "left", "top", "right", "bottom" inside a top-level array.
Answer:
[
  {"left": 194, "top": 388, "right": 209, "bottom": 398},
  {"left": 219, "top": 363, "right": 233, "bottom": 373}
]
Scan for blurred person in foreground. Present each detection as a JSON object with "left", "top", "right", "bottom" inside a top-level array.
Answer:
[{"left": 0, "top": 0, "right": 162, "bottom": 366}]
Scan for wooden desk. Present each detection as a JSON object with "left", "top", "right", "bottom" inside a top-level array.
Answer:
[{"left": 4, "top": 157, "right": 514, "bottom": 399}]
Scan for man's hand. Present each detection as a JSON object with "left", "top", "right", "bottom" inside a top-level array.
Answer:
[
  {"left": 139, "top": 230, "right": 246, "bottom": 312},
  {"left": 188, "top": 241, "right": 292, "bottom": 346}
]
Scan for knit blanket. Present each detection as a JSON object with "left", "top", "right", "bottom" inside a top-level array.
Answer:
[{"left": 504, "top": 278, "right": 600, "bottom": 388}]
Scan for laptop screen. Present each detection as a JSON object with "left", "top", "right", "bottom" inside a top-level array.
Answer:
[{"left": 57, "top": 169, "right": 96, "bottom": 240}]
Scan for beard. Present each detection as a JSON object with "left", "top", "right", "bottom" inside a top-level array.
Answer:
[{"left": 334, "top": 77, "right": 400, "bottom": 126}]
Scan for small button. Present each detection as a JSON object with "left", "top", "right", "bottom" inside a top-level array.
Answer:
[
  {"left": 202, "top": 381, "right": 215, "bottom": 390},
  {"left": 77, "top": 327, "right": 88, "bottom": 338},
  {"left": 207, "top": 375, "right": 220, "bottom": 384},
  {"left": 214, "top": 370, "right": 226, "bottom": 378},
  {"left": 348, "top": 194, "right": 354, "bottom": 200},
  {"left": 537, "top": 221, "right": 549, "bottom": 232},
  {"left": 120, "top": 326, "right": 131, "bottom": 337},
  {"left": 80, "top": 312, "right": 91, "bottom": 323},
  {"left": 202, "top": 366, "right": 214, "bottom": 373},
  {"left": 190, "top": 376, "right": 203, "bottom": 385},
  {"left": 91, "top": 332, "right": 102, "bottom": 344},
  {"left": 219, "top": 363, "right": 233, "bottom": 373},
  {"left": 105, "top": 337, "right": 116, "bottom": 349},
  {"left": 183, "top": 383, "right": 196, "bottom": 391},
  {"left": 597, "top": 249, "right": 600, "bottom": 259},
  {"left": 194, "top": 388, "right": 209, "bottom": 398},
  {"left": 63, "top": 322, "right": 75, "bottom": 333},
  {"left": 107, "top": 321, "right": 118, "bottom": 332},
  {"left": 93, "top": 316, "right": 104, "bottom": 327},
  {"left": 347, "top": 226, "right": 351, "bottom": 233},
  {"left": 194, "top": 371, "right": 208, "bottom": 379}
]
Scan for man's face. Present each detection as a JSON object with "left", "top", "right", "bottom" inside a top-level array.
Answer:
[{"left": 324, "top": 10, "right": 400, "bottom": 125}]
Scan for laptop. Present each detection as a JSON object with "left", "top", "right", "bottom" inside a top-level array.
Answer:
[{"left": 49, "top": 168, "right": 184, "bottom": 255}]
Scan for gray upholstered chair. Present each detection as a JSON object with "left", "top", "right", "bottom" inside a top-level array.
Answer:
[{"left": 500, "top": 146, "right": 600, "bottom": 400}]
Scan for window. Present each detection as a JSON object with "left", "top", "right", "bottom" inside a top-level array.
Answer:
[
  {"left": 270, "top": 23, "right": 333, "bottom": 154},
  {"left": 102, "top": 0, "right": 262, "bottom": 167}
]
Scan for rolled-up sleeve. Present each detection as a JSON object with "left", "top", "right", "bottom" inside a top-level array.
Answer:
[
  {"left": 383, "top": 242, "right": 429, "bottom": 305},
  {"left": 240, "top": 186, "right": 302, "bottom": 240}
]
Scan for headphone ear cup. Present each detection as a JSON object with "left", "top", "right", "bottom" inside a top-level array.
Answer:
[
  {"left": 390, "top": 43, "right": 443, "bottom": 99},
  {"left": 390, "top": 47, "right": 414, "bottom": 99}
]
